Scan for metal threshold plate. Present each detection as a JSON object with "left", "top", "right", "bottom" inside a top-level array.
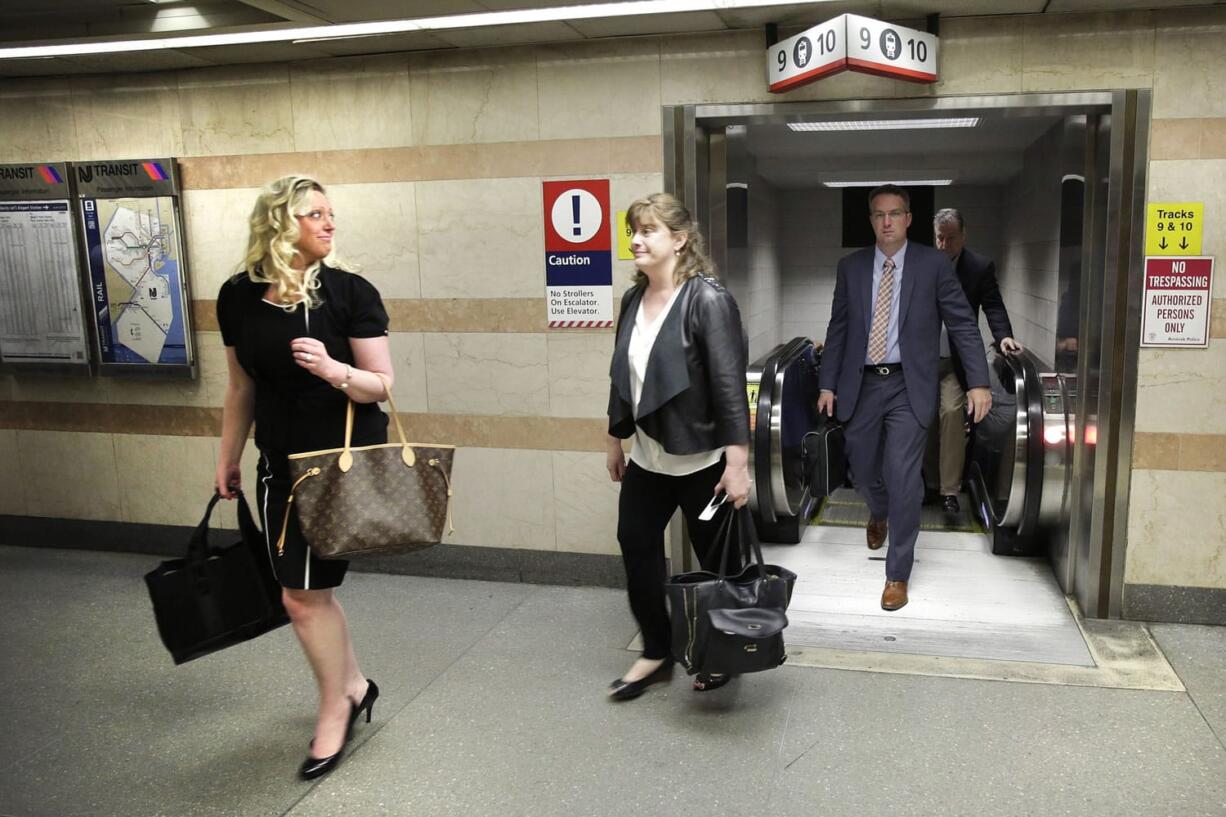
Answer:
[{"left": 751, "top": 521, "right": 1182, "bottom": 691}]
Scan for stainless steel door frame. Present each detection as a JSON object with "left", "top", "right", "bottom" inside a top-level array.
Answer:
[{"left": 662, "top": 91, "right": 1151, "bottom": 619}]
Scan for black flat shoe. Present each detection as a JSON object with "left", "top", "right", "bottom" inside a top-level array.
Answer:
[
  {"left": 608, "top": 659, "right": 674, "bottom": 701},
  {"left": 692, "top": 672, "right": 735, "bottom": 692},
  {"left": 299, "top": 679, "right": 380, "bottom": 780}
]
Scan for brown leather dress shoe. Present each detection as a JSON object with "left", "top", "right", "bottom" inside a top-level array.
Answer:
[
  {"left": 881, "top": 580, "right": 908, "bottom": 611},
  {"left": 866, "top": 518, "right": 887, "bottom": 550}
]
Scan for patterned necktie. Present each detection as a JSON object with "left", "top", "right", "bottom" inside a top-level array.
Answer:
[{"left": 867, "top": 257, "right": 895, "bottom": 364}]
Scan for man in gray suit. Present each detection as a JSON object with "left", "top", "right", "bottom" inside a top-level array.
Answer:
[{"left": 817, "top": 185, "right": 992, "bottom": 611}]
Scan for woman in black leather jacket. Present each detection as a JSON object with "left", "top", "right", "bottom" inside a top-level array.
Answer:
[{"left": 605, "top": 193, "right": 751, "bottom": 701}]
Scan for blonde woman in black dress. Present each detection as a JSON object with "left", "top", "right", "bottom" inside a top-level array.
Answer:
[{"left": 214, "top": 175, "right": 393, "bottom": 779}]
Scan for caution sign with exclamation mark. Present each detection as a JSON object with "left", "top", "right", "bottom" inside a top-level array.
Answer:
[{"left": 543, "top": 179, "right": 613, "bottom": 328}]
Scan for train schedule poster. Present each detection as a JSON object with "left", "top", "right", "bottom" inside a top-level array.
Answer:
[
  {"left": 0, "top": 163, "right": 91, "bottom": 370},
  {"left": 76, "top": 159, "right": 194, "bottom": 374}
]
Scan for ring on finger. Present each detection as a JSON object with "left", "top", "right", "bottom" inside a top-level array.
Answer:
[{"left": 304, "top": 352, "right": 313, "bottom": 362}]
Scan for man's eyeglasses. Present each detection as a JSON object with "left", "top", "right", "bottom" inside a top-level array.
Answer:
[
  {"left": 296, "top": 209, "right": 337, "bottom": 223},
  {"left": 870, "top": 209, "right": 908, "bottom": 222}
]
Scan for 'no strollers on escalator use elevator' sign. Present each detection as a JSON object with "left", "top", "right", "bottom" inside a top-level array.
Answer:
[{"left": 543, "top": 179, "right": 612, "bottom": 328}]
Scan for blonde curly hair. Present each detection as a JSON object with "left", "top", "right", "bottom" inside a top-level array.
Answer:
[{"left": 237, "top": 174, "right": 351, "bottom": 308}]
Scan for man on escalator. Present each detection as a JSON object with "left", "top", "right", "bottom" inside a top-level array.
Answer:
[
  {"left": 817, "top": 186, "right": 992, "bottom": 612},
  {"left": 928, "top": 208, "right": 1023, "bottom": 514}
]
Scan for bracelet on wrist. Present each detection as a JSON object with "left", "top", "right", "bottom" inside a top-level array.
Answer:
[{"left": 333, "top": 364, "right": 353, "bottom": 390}]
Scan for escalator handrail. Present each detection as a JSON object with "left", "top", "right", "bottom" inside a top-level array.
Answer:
[
  {"left": 750, "top": 337, "right": 812, "bottom": 523},
  {"left": 1013, "top": 349, "right": 1047, "bottom": 538},
  {"left": 966, "top": 349, "right": 1044, "bottom": 534}
]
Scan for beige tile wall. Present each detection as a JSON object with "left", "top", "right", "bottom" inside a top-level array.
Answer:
[
  {"left": 2, "top": 11, "right": 1226, "bottom": 580},
  {"left": 1126, "top": 469, "right": 1226, "bottom": 589}
]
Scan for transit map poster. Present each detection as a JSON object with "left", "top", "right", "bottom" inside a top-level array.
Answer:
[{"left": 81, "top": 195, "right": 189, "bottom": 366}]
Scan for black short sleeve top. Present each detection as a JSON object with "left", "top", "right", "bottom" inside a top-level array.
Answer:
[{"left": 217, "top": 265, "right": 390, "bottom": 455}]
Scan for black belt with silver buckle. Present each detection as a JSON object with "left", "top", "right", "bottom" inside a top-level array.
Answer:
[{"left": 865, "top": 363, "right": 902, "bottom": 376}]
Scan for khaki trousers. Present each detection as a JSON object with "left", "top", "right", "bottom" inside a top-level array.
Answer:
[{"left": 924, "top": 357, "right": 967, "bottom": 496}]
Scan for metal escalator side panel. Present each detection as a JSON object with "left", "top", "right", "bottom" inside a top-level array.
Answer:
[{"left": 1036, "top": 372, "right": 1074, "bottom": 530}]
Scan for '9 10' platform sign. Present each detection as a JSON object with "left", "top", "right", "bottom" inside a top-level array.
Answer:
[{"left": 767, "top": 14, "right": 939, "bottom": 93}]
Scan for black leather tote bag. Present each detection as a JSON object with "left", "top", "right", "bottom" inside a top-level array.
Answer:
[
  {"left": 665, "top": 507, "right": 797, "bottom": 675},
  {"left": 145, "top": 491, "right": 289, "bottom": 665}
]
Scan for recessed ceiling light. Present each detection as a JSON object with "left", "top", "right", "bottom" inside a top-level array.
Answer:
[
  {"left": 822, "top": 180, "right": 954, "bottom": 187},
  {"left": 789, "top": 118, "right": 980, "bottom": 132},
  {"left": 0, "top": 0, "right": 844, "bottom": 60}
]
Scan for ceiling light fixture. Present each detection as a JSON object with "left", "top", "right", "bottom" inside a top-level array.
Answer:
[
  {"left": 0, "top": 0, "right": 843, "bottom": 60},
  {"left": 789, "top": 118, "right": 981, "bottom": 132},
  {"left": 822, "top": 179, "right": 954, "bottom": 187}
]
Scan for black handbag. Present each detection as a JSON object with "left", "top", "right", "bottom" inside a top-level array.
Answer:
[
  {"left": 665, "top": 507, "right": 797, "bottom": 675},
  {"left": 802, "top": 416, "right": 846, "bottom": 500},
  {"left": 145, "top": 490, "right": 289, "bottom": 665}
]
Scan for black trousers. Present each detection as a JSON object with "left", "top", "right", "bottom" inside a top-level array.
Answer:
[{"left": 617, "top": 458, "right": 737, "bottom": 660}]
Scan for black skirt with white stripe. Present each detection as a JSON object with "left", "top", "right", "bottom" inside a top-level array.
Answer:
[{"left": 255, "top": 449, "right": 349, "bottom": 590}]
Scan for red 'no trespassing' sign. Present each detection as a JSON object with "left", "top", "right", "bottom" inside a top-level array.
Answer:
[{"left": 1141, "top": 256, "right": 1214, "bottom": 348}]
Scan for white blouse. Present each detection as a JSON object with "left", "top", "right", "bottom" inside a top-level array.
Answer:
[{"left": 627, "top": 287, "right": 724, "bottom": 476}]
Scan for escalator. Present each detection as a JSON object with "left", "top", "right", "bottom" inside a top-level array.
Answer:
[{"left": 747, "top": 339, "right": 1075, "bottom": 556}]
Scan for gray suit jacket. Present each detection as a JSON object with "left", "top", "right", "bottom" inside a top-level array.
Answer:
[{"left": 818, "top": 243, "right": 990, "bottom": 428}]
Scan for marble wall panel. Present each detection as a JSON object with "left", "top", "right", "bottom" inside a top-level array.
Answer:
[
  {"left": 326, "top": 181, "right": 421, "bottom": 300},
  {"left": 424, "top": 333, "right": 549, "bottom": 417},
  {"left": 71, "top": 73, "right": 184, "bottom": 160},
  {"left": 660, "top": 30, "right": 773, "bottom": 106},
  {"left": 410, "top": 47, "right": 539, "bottom": 146},
  {"left": 17, "top": 430, "right": 121, "bottom": 520},
  {"left": 181, "top": 187, "right": 260, "bottom": 301},
  {"left": 290, "top": 54, "right": 414, "bottom": 152},
  {"left": 387, "top": 332, "right": 428, "bottom": 414},
  {"left": 444, "top": 447, "right": 556, "bottom": 550},
  {"left": 934, "top": 16, "right": 1025, "bottom": 96},
  {"left": 1153, "top": 7, "right": 1226, "bottom": 119},
  {"left": 177, "top": 64, "right": 296, "bottom": 157},
  {"left": 197, "top": 332, "right": 230, "bottom": 407},
  {"left": 415, "top": 177, "right": 542, "bottom": 299},
  {"left": 0, "top": 429, "right": 25, "bottom": 516},
  {"left": 552, "top": 451, "right": 619, "bottom": 555},
  {"left": 114, "top": 433, "right": 217, "bottom": 526},
  {"left": 1135, "top": 345, "right": 1226, "bottom": 435},
  {"left": 0, "top": 79, "right": 79, "bottom": 164},
  {"left": 1126, "top": 469, "right": 1226, "bottom": 587},
  {"left": 1148, "top": 159, "right": 1226, "bottom": 265},
  {"left": 106, "top": 367, "right": 211, "bottom": 409},
  {"left": 609, "top": 173, "right": 667, "bottom": 215},
  {"left": 546, "top": 333, "right": 612, "bottom": 419},
  {"left": 1021, "top": 11, "right": 1155, "bottom": 92},
  {"left": 7, "top": 373, "right": 110, "bottom": 406},
  {"left": 536, "top": 39, "right": 662, "bottom": 140}
]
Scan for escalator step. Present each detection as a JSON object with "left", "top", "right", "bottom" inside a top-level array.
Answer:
[{"left": 813, "top": 488, "right": 983, "bottom": 534}]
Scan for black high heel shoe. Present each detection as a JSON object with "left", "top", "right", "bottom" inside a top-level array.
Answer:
[
  {"left": 608, "top": 659, "right": 674, "bottom": 702},
  {"left": 299, "top": 679, "right": 380, "bottom": 780}
]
